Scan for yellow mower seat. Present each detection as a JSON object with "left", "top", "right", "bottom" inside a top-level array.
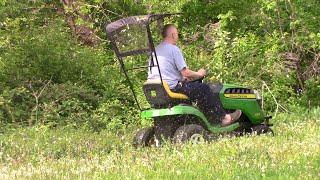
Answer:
[{"left": 143, "top": 80, "right": 188, "bottom": 107}]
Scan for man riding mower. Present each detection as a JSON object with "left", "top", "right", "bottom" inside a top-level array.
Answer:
[{"left": 105, "top": 13, "right": 273, "bottom": 147}]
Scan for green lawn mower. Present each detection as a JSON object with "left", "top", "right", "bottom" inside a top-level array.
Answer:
[{"left": 106, "top": 13, "right": 273, "bottom": 147}]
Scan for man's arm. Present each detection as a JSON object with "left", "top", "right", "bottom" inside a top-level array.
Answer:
[
  {"left": 171, "top": 46, "right": 206, "bottom": 81},
  {"left": 180, "top": 68, "right": 206, "bottom": 81}
]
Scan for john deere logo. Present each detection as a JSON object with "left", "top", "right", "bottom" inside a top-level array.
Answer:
[{"left": 225, "top": 94, "right": 256, "bottom": 99}]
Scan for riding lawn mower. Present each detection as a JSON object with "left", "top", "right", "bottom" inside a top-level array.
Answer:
[{"left": 106, "top": 13, "right": 273, "bottom": 147}]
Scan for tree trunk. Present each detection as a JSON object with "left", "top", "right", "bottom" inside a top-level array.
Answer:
[{"left": 61, "top": 0, "right": 100, "bottom": 47}]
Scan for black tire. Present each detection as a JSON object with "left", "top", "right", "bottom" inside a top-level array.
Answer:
[
  {"left": 133, "top": 127, "right": 155, "bottom": 148},
  {"left": 173, "top": 124, "right": 209, "bottom": 144}
]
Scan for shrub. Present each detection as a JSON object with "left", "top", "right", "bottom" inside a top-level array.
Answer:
[{"left": 302, "top": 78, "right": 320, "bottom": 107}]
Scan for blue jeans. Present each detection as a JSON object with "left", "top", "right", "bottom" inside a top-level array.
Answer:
[{"left": 173, "top": 81, "right": 226, "bottom": 123}]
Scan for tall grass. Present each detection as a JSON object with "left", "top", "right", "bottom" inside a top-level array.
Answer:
[{"left": 0, "top": 108, "right": 319, "bottom": 179}]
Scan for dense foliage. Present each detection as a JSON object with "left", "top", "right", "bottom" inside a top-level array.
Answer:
[
  {"left": 0, "top": 1, "right": 319, "bottom": 179},
  {"left": 0, "top": 0, "right": 319, "bottom": 130}
]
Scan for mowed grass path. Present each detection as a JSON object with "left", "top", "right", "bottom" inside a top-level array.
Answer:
[{"left": 0, "top": 108, "right": 319, "bottom": 179}]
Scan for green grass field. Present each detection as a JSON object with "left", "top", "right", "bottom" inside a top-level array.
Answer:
[{"left": 0, "top": 108, "right": 319, "bottom": 179}]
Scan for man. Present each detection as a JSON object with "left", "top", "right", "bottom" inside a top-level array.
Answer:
[{"left": 148, "top": 24, "right": 241, "bottom": 126}]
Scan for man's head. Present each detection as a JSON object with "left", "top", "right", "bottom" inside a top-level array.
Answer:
[{"left": 162, "top": 24, "right": 179, "bottom": 45}]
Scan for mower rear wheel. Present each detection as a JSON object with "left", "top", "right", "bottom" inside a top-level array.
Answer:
[
  {"left": 173, "top": 124, "right": 209, "bottom": 144},
  {"left": 133, "top": 127, "right": 155, "bottom": 148}
]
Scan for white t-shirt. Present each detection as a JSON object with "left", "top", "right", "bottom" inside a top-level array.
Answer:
[{"left": 147, "top": 42, "right": 187, "bottom": 89}]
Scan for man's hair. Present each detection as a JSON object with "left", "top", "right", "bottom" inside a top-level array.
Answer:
[{"left": 161, "top": 24, "right": 176, "bottom": 38}]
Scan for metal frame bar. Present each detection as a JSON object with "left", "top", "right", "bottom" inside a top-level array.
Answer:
[
  {"left": 126, "top": 65, "right": 157, "bottom": 71},
  {"left": 145, "top": 23, "right": 164, "bottom": 85},
  {"left": 108, "top": 34, "right": 142, "bottom": 111},
  {"left": 118, "top": 49, "right": 150, "bottom": 57}
]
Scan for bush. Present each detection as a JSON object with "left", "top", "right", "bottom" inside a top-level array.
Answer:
[
  {"left": 302, "top": 78, "right": 320, "bottom": 107},
  {"left": 91, "top": 98, "right": 140, "bottom": 132},
  {"left": 0, "top": 82, "right": 99, "bottom": 127},
  {"left": 0, "top": 0, "right": 319, "bottom": 129}
]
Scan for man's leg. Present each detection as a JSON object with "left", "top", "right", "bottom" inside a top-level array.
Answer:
[{"left": 173, "top": 82, "right": 226, "bottom": 124}]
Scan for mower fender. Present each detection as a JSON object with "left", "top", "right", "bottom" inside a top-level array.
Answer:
[{"left": 141, "top": 105, "right": 239, "bottom": 133}]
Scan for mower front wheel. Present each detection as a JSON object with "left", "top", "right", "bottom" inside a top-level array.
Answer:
[
  {"left": 133, "top": 127, "right": 155, "bottom": 148},
  {"left": 173, "top": 124, "right": 209, "bottom": 144},
  {"left": 251, "top": 124, "right": 274, "bottom": 135}
]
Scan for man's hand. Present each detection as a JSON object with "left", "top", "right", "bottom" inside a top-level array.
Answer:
[
  {"left": 181, "top": 68, "right": 206, "bottom": 82},
  {"left": 197, "top": 68, "right": 206, "bottom": 77}
]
